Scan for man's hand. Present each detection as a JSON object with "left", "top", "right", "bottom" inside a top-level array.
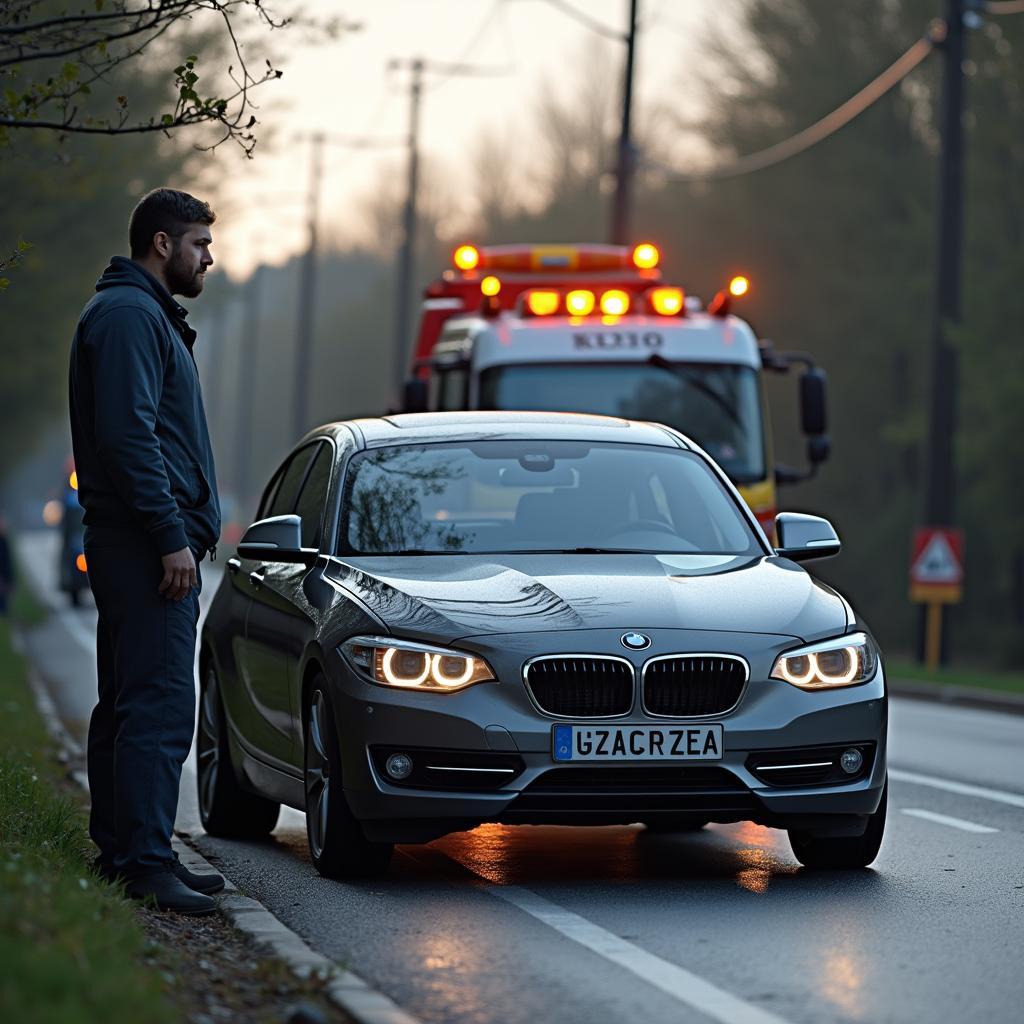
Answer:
[{"left": 159, "top": 547, "right": 197, "bottom": 601}]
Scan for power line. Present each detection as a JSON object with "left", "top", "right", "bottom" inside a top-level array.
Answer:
[
  {"left": 514, "top": 0, "right": 625, "bottom": 42},
  {"left": 425, "top": 0, "right": 516, "bottom": 91},
  {"left": 646, "top": 28, "right": 940, "bottom": 182}
]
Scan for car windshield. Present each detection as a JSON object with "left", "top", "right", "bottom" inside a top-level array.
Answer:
[
  {"left": 340, "top": 441, "right": 761, "bottom": 556},
  {"left": 478, "top": 362, "right": 766, "bottom": 484}
]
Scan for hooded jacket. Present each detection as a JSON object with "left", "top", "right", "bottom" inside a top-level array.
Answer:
[{"left": 69, "top": 257, "right": 221, "bottom": 559}]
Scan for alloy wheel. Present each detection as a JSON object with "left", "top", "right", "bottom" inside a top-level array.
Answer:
[
  {"left": 306, "top": 690, "right": 331, "bottom": 860},
  {"left": 197, "top": 669, "right": 221, "bottom": 821}
]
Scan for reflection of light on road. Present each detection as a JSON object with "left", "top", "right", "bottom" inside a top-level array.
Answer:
[
  {"left": 729, "top": 821, "right": 787, "bottom": 894},
  {"left": 411, "top": 921, "right": 491, "bottom": 1024},
  {"left": 436, "top": 823, "right": 642, "bottom": 885},
  {"left": 821, "top": 951, "right": 864, "bottom": 1017}
]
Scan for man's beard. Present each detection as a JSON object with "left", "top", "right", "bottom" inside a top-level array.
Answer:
[{"left": 166, "top": 244, "right": 205, "bottom": 298}]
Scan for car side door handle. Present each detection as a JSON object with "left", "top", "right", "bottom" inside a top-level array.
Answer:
[
  {"left": 248, "top": 570, "right": 265, "bottom": 589},
  {"left": 226, "top": 557, "right": 241, "bottom": 575}
]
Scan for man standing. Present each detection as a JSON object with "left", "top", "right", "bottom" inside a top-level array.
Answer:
[{"left": 69, "top": 188, "right": 225, "bottom": 913}]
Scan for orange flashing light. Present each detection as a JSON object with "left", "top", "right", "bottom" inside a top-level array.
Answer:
[
  {"left": 566, "top": 289, "right": 596, "bottom": 316},
  {"left": 69, "top": 471, "right": 78, "bottom": 490},
  {"left": 632, "top": 243, "right": 660, "bottom": 270},
  {"left": 525, "top": 290, "right": 560, "bottom": 316},
  {"left": 649, "top": 287, "right": 684, "bottom": 316},
  {"left": 75, "top": 553, "right": 88, "bottom": 574},
  {"left": 453, "top": 244, "right": 480, "bottom": 271},
  {"left": 729, "top": 275, "right": 750, "bottom": 297},
  {"left": 600, "top": 289, "right": 630, "bottom": 316},
  {"left": 480, "top": 275, "right": 501, "bottom": 297}
]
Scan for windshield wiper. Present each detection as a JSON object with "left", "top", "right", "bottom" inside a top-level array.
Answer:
[
  {"left": 509, "top": 547, "right": 660, "bottom": 554},
  {"left": 646, "top": 353, "right": 746, "bottom": 432}
]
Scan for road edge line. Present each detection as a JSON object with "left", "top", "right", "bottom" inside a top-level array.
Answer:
[
  {"left": 890, "top": 678, "right": 1024, "bottom": 717},
  {"left": 23, "top": 657, "right": 423, "bottom": 1024}
]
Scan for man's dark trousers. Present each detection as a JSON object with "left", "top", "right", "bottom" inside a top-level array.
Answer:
[{"left": 86, "top": 531, "right": 201, "bottom": 876}]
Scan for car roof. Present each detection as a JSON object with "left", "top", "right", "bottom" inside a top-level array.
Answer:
[{"left": 325, "top": 411, "right": 690, "bottom": 451}]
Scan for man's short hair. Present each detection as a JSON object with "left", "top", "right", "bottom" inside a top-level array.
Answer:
[{"left": 128, "top": 188, "right": 216, "bottom": 258}]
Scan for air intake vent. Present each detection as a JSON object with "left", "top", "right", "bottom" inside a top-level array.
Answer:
[
  {"left": 525, "top": 657, "right": 634, "bottom": 718},
  {"left": 642, "top": 656, "right": 747, "bottom": 718}
]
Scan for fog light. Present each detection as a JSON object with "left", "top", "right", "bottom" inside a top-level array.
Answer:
[
  {"left": 840, "top": 748, "right": 863, "bottom": 775},
  {"left": 385, "top": 753, "right": 413, "bottom": 780}
]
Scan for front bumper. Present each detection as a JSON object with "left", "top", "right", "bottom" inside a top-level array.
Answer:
[{"left": 326, "top": 627, "right": 887, "bottom": 843}]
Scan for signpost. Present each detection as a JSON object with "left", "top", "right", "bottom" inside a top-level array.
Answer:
[{"left": 909, "top": 527, "right": 964, "bottom": 669}]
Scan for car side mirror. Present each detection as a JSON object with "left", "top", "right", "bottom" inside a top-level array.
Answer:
[
  {"left": 403, "top": 377, "right": 428, "bottom": 414},
  {"left": 775, "top": 512, "right": 841, "bottom": 561},
  {"left": 237, "top": 514, "right": 318, "bottom": 565}
]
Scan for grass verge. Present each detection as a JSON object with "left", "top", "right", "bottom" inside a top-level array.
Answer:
[
  {"left": 0, "top": 611, "right": 174, "bottom": 1024},
  {"left": 888, "top": 658, "right": 1024, "bottom": 697}
]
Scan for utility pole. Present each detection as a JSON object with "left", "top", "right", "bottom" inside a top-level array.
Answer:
[
  {"left": 610, "top": 0, "right": 639, "bottom": 246},
  {"left": 235, "top": 265, "right": 262, "bottom": 516},
  {"left": 918, "top": 0, "right": 968, "bottom": 664},
  {"left": 292, "top": 132, "right": 324, "bottom": 441},
  {"left": 391, "top": 57, "right": 424, "bottom": 397}
]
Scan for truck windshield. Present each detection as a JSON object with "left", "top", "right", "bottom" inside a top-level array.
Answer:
[
  {"left": 340, "top": 441, "right": 761, "bottom": 556},
  {"left": 478, "top": 362, "right": 766, "bottom": 484}
]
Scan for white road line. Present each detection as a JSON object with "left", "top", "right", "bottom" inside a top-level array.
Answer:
[
  {"left": 489, "top": 885, "right": 793, "bottom": 1024},
  {"left": 59, "top": 608, "right": 98, "bottom": 654},
  {"left": 900, "top": 808, "right": 999, "bottom": 834},
  {"left": 890, "top": 768, "right": 1024, "bottom": 810}
]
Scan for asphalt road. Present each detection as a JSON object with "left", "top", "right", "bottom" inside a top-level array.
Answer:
[{"left": 17, "top": 530, "right": 1024, "bottom": 1024}]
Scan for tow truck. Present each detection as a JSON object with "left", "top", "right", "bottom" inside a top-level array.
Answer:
[{"left": 402, "top": 242, "right": 830, "bottom": 533}]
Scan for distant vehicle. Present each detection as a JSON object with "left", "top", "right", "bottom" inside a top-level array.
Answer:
[
  {"left": 402, "top": 242, "right": 832, "bottom": 535},
  {"left": 198, "top": 412, "right": 887, "bottom": 878},
  {"left": 58, "top": 461, "right": 88, "bottom": 607}
]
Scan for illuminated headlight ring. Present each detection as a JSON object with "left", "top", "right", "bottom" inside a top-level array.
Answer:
[
  {"left": 341, "top": 636, "right": 496, "bottom": 693},
  {"left": 770, "top": 632, "right": 877, "bottom": 690}
]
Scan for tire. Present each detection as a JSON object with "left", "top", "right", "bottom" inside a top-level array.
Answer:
[
  {"left": 788, "top": 780, "right": 887, "bottom": 869},
  {"left": 197, "top": 665, "right": 280, "bottom": 838},
  {"left": 304, "top": 680, "right": 393, "bottom": 878}
]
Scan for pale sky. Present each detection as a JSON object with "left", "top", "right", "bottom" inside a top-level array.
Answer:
[{"left": 200, "top": 0, "right": 717, "bottom": 279}]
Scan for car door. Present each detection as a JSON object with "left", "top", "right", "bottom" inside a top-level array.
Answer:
[
  {"left": 243, "top": 439, "right": 335, "bottom": 770},
  {"left": 233, "top": 443, "right": 318, "bottom": 767}
]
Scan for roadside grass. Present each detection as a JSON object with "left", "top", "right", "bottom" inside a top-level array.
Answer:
[
  {"left": 888, "top": 657, "right": 1024, "bottom": 696},
  {"left": 0, "top": 612, "right": 174, "bottom": 1023}
]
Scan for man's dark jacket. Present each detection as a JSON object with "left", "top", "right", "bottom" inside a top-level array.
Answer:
[{"left": 69, "top": 257, "right": 220, "bottom": 559}]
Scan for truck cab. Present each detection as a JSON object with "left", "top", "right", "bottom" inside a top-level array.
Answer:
[{"left": 404, "top": 243, "right": 829, "bottom": 534}]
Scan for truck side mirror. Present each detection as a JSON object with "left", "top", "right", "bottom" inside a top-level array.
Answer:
[
  {"left": 403, "top": 377, "right": 428, "bottom": 414},
  {"left": 799, "top": 368, "right": 828, "bottom": 436}
]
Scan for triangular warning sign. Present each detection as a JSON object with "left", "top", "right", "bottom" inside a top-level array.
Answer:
[{"left": 911, "top": 534, "right": 961, "bottom": 584}]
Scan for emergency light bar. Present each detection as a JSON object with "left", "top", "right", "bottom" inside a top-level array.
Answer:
[
  {"left": 708, "top": 275, "right": 752, "bottom": 317},
  {"left": 515, "top": 285, "right": 687, "bottom": 319},
  {"left": 452, "top": 242, "right": 660, "bottom": 274}
]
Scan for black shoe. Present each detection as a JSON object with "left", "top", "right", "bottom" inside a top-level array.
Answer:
[
  {"left": 91, "top": 854, "right": 124, "bottom": 885},
  {"left": 126, "top": 870, "right": 216, "bottom": 915},
  {"left": 170, "top": 858, "right": 225, "bottom": 895}
]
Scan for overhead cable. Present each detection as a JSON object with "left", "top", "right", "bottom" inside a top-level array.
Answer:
[
  {"left": 524, "top": 0, "right": 625, "bottom": 43},
  {"left": 647, "top": 29, "right": 940, "bottom": 183},
  {"left": 427, "top": 0, "right": 516, "bottom": 91}
]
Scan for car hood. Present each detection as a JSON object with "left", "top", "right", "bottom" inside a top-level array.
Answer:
[{"left": 324, "top": 553, "right": 849, "bottom": 644}]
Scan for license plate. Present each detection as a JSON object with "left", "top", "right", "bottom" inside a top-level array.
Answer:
[{"left": 552, "top": 724, "right": 723, "bottom": 762}]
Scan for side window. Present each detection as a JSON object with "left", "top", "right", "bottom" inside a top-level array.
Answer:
[
  {"left": 430, "top": 366, "right": 469, "bottom": 411},
  {"left": 255, "top": 468, "right": 283, "bottom": 522},
  {"left": 267, "top": 445, "right": 317, "bottom": 519},
  {"left": 294, "top": 444, "right": 333, "bottom": 549}
]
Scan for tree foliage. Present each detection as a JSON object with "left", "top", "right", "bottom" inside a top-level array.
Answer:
[{"left": 0, "top": 1, "right": 355, "bottom": 153}]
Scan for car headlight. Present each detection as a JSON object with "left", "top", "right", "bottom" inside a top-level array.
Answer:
[
  {"left": 770, "top": 632, "right": 877, "bottom": 690},
  {"left": 340, "top": 636, "right": 496, "bottom": 693}
]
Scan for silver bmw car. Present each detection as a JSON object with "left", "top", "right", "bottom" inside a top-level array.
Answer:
[{"left": 198, "top": 412, "right": 887, "bottom": 877}]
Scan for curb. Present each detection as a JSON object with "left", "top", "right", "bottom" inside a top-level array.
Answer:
[
  {"left": 889, "top": 677, "right": 1024, "bottom": 717},
  {"left": 22, "top": 653, "right": 422, "bottom": 1024}
]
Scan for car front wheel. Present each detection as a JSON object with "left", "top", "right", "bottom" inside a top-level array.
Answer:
[
  {"left": 197, "top": 666, "right": 280, "bottom": 838},
  {"left": 304, "top": 681, "right": 393, "bottom": 878},
  {"left": 788, "top": 780, "right": 887, "bottom": 869}
]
